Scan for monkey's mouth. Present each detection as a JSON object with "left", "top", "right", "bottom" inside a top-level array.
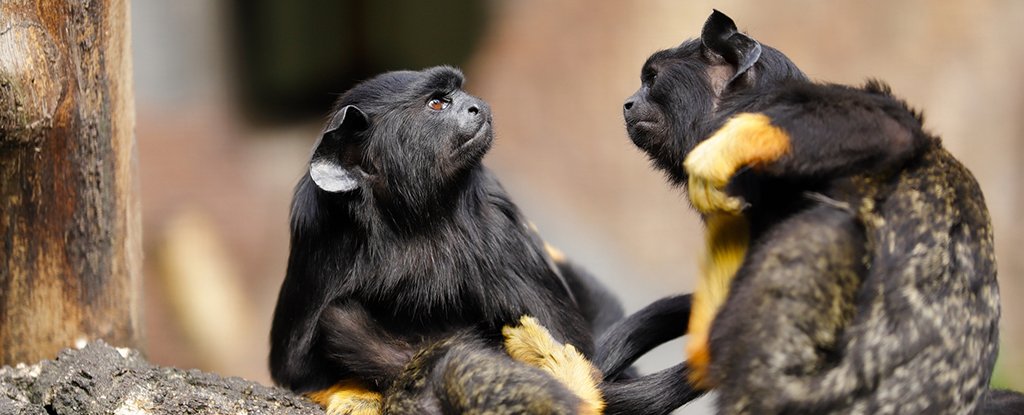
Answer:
[
  {"left": 455, "top": 120, "right": 492, "bottom": 154},
  {"left": 627, "top": 119, "right": 661, "bottom": 132}
]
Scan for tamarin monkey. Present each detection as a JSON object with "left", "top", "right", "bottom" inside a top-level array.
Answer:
[
  {"left": 624, "top": 10, "right": 1011, "bottom": 414},
  {"left": 271, "top": 66, "right": 695, "bottom": 414}
]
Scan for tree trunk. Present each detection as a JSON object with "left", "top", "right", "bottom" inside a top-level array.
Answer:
[{"left": 0, "top": 0, "right": 141, "bottom": 365}]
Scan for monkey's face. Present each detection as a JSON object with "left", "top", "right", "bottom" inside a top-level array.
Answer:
[
  {"left": 623, "top": 41, "right": 717, "bottom": 184},
  {"left": 307, "top": 66, "right": 494, "bottom": 205},
  {"left": 623, "top": 11, "right": 803, "bottom": 184}
]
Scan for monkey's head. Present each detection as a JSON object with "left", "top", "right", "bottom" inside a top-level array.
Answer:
[
  {"left": 307, "top": 66, "right": 493, "bottom": 211},
  {"left": 623, "top": 10, "right": 805, "bottom": 184}
]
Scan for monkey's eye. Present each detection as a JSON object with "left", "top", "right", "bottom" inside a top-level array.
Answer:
[
  {"left": 427, "top": 97, "right": 452, "bottom": 111},
  {"left": 642, "top": 70, "right": 658, "bottom": 86}
]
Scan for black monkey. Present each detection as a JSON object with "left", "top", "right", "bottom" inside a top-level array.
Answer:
[
  {"left": 270, "top": 65, "right": 603, "bottom": 407},
  {"left": 624, "top": 10, "right": 1004, "bottom": 414},
  {"left": 270, "top": 66, "right": 693, "bottom": 414}
]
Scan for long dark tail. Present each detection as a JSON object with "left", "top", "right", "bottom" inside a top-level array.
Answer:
[
  {"left": 595, "top": 294, "right": 691, "bottom": 379},
  {"left": 594, "top": 294, "right": 704, "bottom": 415},
  {"left": 601, "top": 363, "right": 703, "bottom": 415}
]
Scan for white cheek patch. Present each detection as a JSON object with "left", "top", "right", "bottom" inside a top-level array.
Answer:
[{"left": 310, "top": 159, "right": 359, "bottom": 193}]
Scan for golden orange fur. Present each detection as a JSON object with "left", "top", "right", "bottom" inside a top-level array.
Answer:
[
  {"left": 682, "top": 113, "right": 790, "bottom": 388},
  {"left": 504, "top": 316, "right": 605, "bottom": 415},
  {"left": 307, "top": 381, "right": 383, "bottom": 415}
]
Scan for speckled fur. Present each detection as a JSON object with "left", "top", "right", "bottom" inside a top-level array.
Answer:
[
  {"left": 711, "top": 146, "right": 999, "bottom": 414},
  {"left": 623, "top": 11, "right": 1001, "bottom": 415},
  {"left": 381, "top": 332, "right": 585, "bottom": 414}
]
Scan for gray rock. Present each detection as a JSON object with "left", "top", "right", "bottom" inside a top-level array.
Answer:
[{"left": 0, "top": 341, "right": 322, "bottom": 415}]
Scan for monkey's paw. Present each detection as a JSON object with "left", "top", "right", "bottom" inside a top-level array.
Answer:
[
  {"left": 307, "top": 382, "right": 383, "bottom": 415},
  {"left": 684, "top": 112, "right": 790, "bottom": 213},
  {"left": 687, "top": 174, "right": 746, "bottom": 214},
  {"left": 503, "top": 316, "right": 604, "bottom": 414}
]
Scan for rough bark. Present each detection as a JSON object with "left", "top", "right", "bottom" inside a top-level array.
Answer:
[
  {"left": 0, "top": 0, "right": 142, "bottom": 364},
  {"left": 0, "top": 342, "right": 322, "bottom": 415}
]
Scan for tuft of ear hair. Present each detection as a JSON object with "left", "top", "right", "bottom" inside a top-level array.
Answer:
[
  {"left": 701, "top": 10, "right": 762, "bottom": 82},
  {"left": 310, "top": 105, "right": 369, "bottom": 193}
]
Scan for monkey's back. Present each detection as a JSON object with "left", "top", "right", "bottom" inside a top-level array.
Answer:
[
  {"left": 709, "top": 142, "right": 1000, "bottom": 415},
  {"left": 838, "top": 143, "right": 999, "bottom": 414}
]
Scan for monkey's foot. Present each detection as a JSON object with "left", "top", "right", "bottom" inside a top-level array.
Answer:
[
  {"left": 684, "top": 113, "right": 790, "bottom": 213},
  {"left": 307, "top": 381, "right": 383, "bottom": 415},
  {"left": 503, "top": 316, "right": 605, "bottom": 415}
]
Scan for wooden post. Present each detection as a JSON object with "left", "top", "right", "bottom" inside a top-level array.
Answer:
[{"left": 0, "top": 0, "right": 141, "bottom": 364}]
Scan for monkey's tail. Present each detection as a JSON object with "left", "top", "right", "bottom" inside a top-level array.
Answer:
[
  {"left": 595, "top": 294, "right": 691, "bottom": 379},
  {"left": 594, "top": 294, "right": 705, "bottom": 415},
  {"left": 601, "top": 363, "right": 702, "bottom": 415}
]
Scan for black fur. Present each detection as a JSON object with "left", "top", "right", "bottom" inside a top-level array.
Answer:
[
  {"left": 601, "top": 363, "right": 700, "bottom": 415},
  {"left": 558, "top": 257, "right": 630, "bottom": 339},
  {"left": 270, "top": 66, "right": 602, "bottom": 393},
  {"left": 625, "top": 10, "right": 1004, "bottom": 414},
  {"left": 313, "top": 291, "right": 699, "bottom": 414},
  {"left": 979, "top": 389, "right": 1024, "bottom": 415},
  {"left": 318, "top": 304, "right": 585, "bottom": 414},
  {"left": 597, "top": 294, "right": 700, "bottom": 415},
  {"left": 595, "top": 294, "right": 691, "bottom": 380}
]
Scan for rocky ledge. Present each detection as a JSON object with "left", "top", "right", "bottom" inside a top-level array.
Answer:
[{"left": 0, "top": 341, "right": 322, "bottom": 415}]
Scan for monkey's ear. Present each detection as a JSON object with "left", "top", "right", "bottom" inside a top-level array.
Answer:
[
  {"left": 701, "top": 10, "right": 762, "bottom": 82},
  {"left": 309, "top": 105, "right": 369, "bottom": 193}
]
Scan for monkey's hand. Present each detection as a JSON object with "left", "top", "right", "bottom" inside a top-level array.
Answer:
[
  {"left": 503, "top": 316, "right": 605, "bottom": 415},
  {"left": 684, "top": 113, "right": 790, "bottom": 214},
  {"left": 307, "top": 381, "right": 383, "bottom": 415}
]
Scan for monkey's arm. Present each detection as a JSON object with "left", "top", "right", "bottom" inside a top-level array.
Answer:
[
  {"left": 503, "top": 316, "right": 605, "bottom": 414},
  {"left": 318, "top": 302, "right": 415, "bottom": 388},
  {"left": 504, "top": 311, "right": 703, "bottom": 415},
  {"left": 506, "top": 295, "right": 702, "bottom": 415},
  {"left": 685, "top": 83, "right": 927, "bottom": 213},
  {"left": 307, "top": 302, "right": 416, "bottom": 415}
]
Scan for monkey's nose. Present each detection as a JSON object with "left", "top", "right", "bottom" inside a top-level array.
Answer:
[
  {"left": 623, "top": 100, "right": 634, "bottom": 111},
  {"left": 468, "top": 105, "right": 480, "bottom": 115}
]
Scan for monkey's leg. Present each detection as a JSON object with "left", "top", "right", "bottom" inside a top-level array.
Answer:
[
  {"left": 307, "top": 381, "right": 383, "bottom": 415},
  {"left": 319, "top": 303, "right": 414, "bottom": 387},
  {"left": 314, "top": 303, "right": 417, "bottom": 415},
  {"left": 503, "top": 316, "right": 604, "bottom": 414},
  {"left": 708, "top": 205, "right": 865, "bottom": 415}
]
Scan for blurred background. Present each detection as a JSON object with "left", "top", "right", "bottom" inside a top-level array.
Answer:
[{"left": 132, "top": 0, "right": 1024, "bottom": 412}]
